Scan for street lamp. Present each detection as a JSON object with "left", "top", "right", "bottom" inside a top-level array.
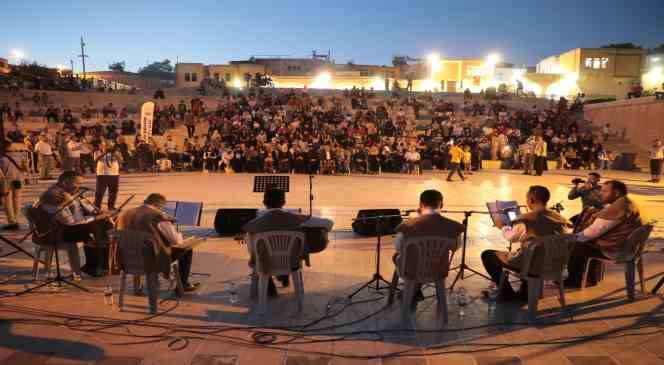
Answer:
[{"left": 9, "top": 49, "right": 26, "bottom": 63}]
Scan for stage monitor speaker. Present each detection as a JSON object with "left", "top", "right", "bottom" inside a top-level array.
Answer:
[
  {"left": 351, "top": 209, "right": 402, "bottom": 236},
  {"left": 214, "top": 209, "right": 258, "bottom": 235}
]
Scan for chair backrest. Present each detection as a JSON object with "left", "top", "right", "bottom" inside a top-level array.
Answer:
[
  {"left": 25, "top": 206, "right": 62, "bottom": 246},
  {"left": 254, "top": 230, "right": 306, "bottom": 276},
  {"left": 520, "top": 234, "right": 576, "bottom": 280},
  {"left": 619, "top": 224, "right": 654, "bottom": 262},
  {"left": 116, "top": 229, "right": 157, "bottom": 275},
  {"left": 400, "top": 236, "right": 456, "bottom": 283}
]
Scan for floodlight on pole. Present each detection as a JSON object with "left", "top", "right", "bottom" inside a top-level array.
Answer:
[
  {"left": 487, "top": 53, "right": 501, "bottom": 66},
  {"left": 9, "top": 49, "right": 26, "bottom": 63}
]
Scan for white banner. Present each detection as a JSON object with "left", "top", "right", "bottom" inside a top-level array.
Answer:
[{"left": 140, "top": 101, "right": 155, "bottom": 139}]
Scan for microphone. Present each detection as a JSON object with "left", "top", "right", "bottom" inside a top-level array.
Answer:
[{"left": 79, "top": 187, "right": 93, "bottom": 192}]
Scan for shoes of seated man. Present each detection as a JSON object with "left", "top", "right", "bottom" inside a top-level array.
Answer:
[
  {"left": 183, "top": 282, "right": 201, "bottom": 293},
  {"left": 71, "top": 273, "right": 82, "bottom": 282},
  {"left": 267, "top": 278, "right": 278, "bottom": 298},
  {"left": 278, "top": 275, "right": 290, "bottom": 288},
  {"left": 1, "top": 223, "right": 20, "bottom": 231}
]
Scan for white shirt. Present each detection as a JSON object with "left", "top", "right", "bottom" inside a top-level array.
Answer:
[
  {"left": 650, "top": 146, "right": 664, "bottom": 160},
  {"left": 94, "top": 151, "right": 121, "bottom": 176},
  {"left": 67, "top": 141, "right": 81, "bottom": 158},
  {"left": 35, "top": 140, "right": 54, "bottom": 155}
]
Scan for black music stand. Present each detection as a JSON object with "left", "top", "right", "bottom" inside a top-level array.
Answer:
[
  {"left": 253, "top": 175, "right": 290, "bottom": 193},
  {"left": 347, "top": 213, "right": 402, "bottom": 299},
  {"left": 652, "top": 276, "right": 664, "bottom": 295},
  {"left": 448, "top": 210, "right": 492, "bottom": 291}
]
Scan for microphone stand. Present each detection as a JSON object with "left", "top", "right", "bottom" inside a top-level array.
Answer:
[
  {"left": 308, "top": 174, "right": 314, "bottom": 217},
  {"left": 442, "top": 209, "right": 492, "bottom": 291},
  {"left": 347, "top": 213, "right": 404, "bottom": 300},
  {"left": 15, "top": 189, "right": 95, "bottom": 296}
]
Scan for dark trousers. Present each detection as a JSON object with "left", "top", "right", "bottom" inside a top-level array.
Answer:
[
  {"left": 534, "top": 156, "right": 545, "bottom": 176},
  {"left": 447, "top": 162, "right": 465, "bottom": 180},
  {"left": 480, "top": 250, "right": 525, "bottom": 295},
  {"left": 186, "top": 125, "right": 195, "bottom": 138},
  {"left": 566, "top": 242, "right": 606, "bottom": 287},
  {"left": 172, "top": 247, "right": 193, "bottom": 286},
  {"left": 94, "top": 175, "right": 119, "bottom": 210},
  {"left": 62, "top": 219, "right": 114, "bottom": 276}
]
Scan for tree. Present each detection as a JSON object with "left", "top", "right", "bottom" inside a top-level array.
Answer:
[
  {"left": 392, "top": 56, "right": 408, "bottom": 67},
  {"left": 138, "top": 59, "right": 174, "bottom": 76},
  {"left": 108, "top": 61, "right": 126, "bottom": 72},
  {"left": 601, "top": 43, "right": 642, "bottom": 49}
]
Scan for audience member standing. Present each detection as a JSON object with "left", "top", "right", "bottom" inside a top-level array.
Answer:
[
  {"left": 34, "top": 134, "right": 55, "bottom": 179},
  {"left": 0, "top": 149, "right": 25, "bottom": 230},
  {"left": 447, "top": 143, "right": 465, "bottom": 182},
  {"left": 93, "top": 142, "right": 123, "bottom": 211},
  {"left": 649, "top": 139, "right": 663, "bottom": 183}
]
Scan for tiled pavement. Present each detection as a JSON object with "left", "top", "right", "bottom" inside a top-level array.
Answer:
[{"left": 1, "top": 170, "right": 664, "bottom": 364}]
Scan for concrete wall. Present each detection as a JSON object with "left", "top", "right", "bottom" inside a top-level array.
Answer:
[
  {"left": 175, "top": 63, "right": 205, "bottom": 88},
  {"left": 584, "top": 97, "right": 664, "bottom": 155}
]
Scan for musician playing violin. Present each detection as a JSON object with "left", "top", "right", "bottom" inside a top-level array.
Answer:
[{"left": 38, "top": 170, "right": 114, "bottom": 277}]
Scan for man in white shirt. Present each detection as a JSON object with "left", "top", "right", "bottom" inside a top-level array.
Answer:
[
  {"left": 481, "top": 186, "right": 570, "bottom": 300},
  {"left": 66, "top": 137, "right": 82, "bottom": 174},
  {"left": 649, "top": 139, "right": 663, "bottom": 183},
  {"left": 34, "top": 134, "right": 55, "bottom": 179},
  {"left": 94, "top": 142, "right": 123, "bottom": 211}
]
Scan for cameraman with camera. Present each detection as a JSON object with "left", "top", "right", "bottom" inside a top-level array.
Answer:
[
  {"left": 0, "top": 147, "right": 25, "bottom": 230},
  {"left": 568, "top": 173, "right": 603, "bottom": 225},
  {"left": 93, "top": 141, "right": 123, "bottom": 211},
  {"left": 569, "top": 173, "right": 603, "bottom": 209}
]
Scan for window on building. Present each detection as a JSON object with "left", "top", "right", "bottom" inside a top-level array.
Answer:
[
  {"left": 184, "top": 73, "right": 191, "bottom": 82},
  {"left": 214, "top": 73, "right": 220, "bottom": 80},
  {"left": 585, "top": 57, "right": 609, "bottom": 69},
  {"left": 191, "top": 73, "right": 198, "bottom": 82},
  {"left": 225, "top": 73, "right": 231, "bottom": 81}
]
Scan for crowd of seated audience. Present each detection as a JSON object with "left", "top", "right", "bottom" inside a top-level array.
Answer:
[{"left": 0, "top": 86, "right": 610, "bottom": 177}]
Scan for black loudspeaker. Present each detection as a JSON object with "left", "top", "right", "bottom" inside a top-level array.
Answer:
[
  {"left": 351, "top": 209, "right": 403, "bottom": 236},
  {"left": 214, "top": 209, "right": 258, "bottom": 235}
]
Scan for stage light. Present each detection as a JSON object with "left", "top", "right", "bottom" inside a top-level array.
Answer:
[
  {"left": 371, "top": 77, "right": 384, "bottom": 91},
  {"left": 233, "top": 78, "right": 242, "bottom": 88},
  {"left": 645, "top": 66, "right": 663, "bottom": 84},
  {"left": 56, "top": 64, "right": 66, "bottom": 71},
  {"left": 311, "top": 72, "right": 332, "bottom": 89},
  {"left": 487, "top": 53, "right": 501, "bottom": 66},
  {"left": 9, "top": 49, "right": 26, "bottom": 63}
]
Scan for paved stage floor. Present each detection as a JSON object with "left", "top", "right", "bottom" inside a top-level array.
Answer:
[{"left": 1, "top": 169, "right": 664, "bottom": 365}]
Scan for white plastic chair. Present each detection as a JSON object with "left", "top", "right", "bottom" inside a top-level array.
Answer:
[
  {"left": 500, "top": 234, "right": 576, "bottom": 321},
  {"left": 249, "top": 231, "right": 306, "bottom": 315},
  {"left": 387, "top": 236, "right": 456, "bottom": 323},
  {"left": 116, "top": 230, "right": 183, "bottom": 314},
  {"left": 581, "top": 224, "right": 653, "bottom": 301}
]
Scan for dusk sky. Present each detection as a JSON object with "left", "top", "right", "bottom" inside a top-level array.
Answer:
[{"left": 3, "top": 0, "right": 664, "bottom": 72}]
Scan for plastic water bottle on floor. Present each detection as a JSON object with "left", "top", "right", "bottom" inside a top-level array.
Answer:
[
  {"left": 456, "top": 287, "right": 469, "bottom": 317},
  {"left": 487, "top": 284, "right": 498, "bottom": 312},
  {"left": 228, "top": 282, "right": 238, "bottom": 304},
  {"left": 104, "top": 284, "right": 114, "bottom": 306}
]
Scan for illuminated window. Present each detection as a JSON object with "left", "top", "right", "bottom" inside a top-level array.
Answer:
[{"left": 585, "top": 57, "right": 609, "bottom": 69}]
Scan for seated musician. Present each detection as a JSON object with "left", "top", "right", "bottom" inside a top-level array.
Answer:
[
  {"left": 481, "top": 186, "right": 571, "bottom": 301},
  {"left": 566, "top": 180, "right": 644, "bottom": 287},
  {"left": 242, "top": 188, "right": 333, "bottom": 297},
  {"left": 116, "top": 193, "right": 201, "bottom": 293},
  {"left": 38, "top": 170, "right": 113, "bottom": 278},
  {"left": 393, "top": 189, "right": 464, "bottom": 306}
]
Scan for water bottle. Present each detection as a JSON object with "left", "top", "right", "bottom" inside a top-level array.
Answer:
[
  {"left": 456, "top": 287, "right": 469, "bottom": 317},
  {"left": 487, "top": 284, "right": 498, "bottom": 312},
  {"left": 104, "top": 284, "right": 114, "bottom": 306},
  {"left": 228, "top": 282, "right": 238, "bottom": 304}
]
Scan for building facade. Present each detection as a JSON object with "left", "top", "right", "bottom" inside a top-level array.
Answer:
[{"left": 535, "top": 48, "right": 645, "bottom": 98}]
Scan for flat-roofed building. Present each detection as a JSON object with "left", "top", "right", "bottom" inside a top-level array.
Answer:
[{"left": 534, "top": 47, "right": 646, "bottom": 98}]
